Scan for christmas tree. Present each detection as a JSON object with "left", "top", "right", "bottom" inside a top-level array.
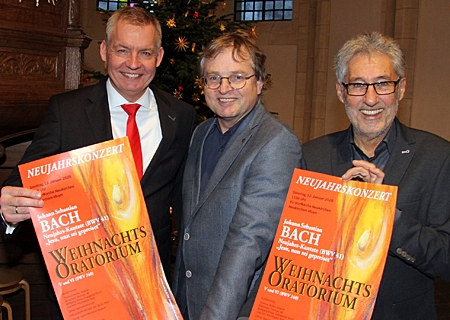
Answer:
[{"left": 137, "top": 0, "right": 252, "bottom": 122}]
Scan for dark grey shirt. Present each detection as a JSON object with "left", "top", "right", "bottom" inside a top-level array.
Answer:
[
  {"left": 349, "top": 122, "right": 397, "bottom": 171},
  {"left": 200, "top": 110, "right": 253, "bottom": 195},
  {"left": 348, "top": 122, "right": 401, "bottom": 220}
]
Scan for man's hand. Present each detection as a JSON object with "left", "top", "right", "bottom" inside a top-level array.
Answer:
[
  {"left": 0, "top": 186, "right": 43, "bottom": 225},
  {"left": 342, "top": 160, "right": 385, "bottom": 184}
]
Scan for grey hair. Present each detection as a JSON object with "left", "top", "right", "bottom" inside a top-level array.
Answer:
[
  {"left": 105, "top": 6, "right": 162, "bottom": 49},
  {"left": 334, "top": 31, "right": 405, "bottom": 83}
]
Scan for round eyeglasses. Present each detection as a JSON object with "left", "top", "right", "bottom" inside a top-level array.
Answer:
[
  {"left": 203, "top": 74, "right": 255, "bottom": 90},
  {"left": 341, "top": 78, "right": 402, "bottom": 96}
]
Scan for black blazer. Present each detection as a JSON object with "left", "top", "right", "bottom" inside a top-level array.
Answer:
[
  {"left": 302, "top": 118, "right": 450, "bottom": 319},
  {"left": 2, "top": 77, "right": 196, "bottom": 277}
]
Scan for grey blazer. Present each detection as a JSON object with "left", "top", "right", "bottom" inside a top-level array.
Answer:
[
  {"left": 302, "top": 118, "right": 450, "bottom": 319},
  {"left": 173, "top": 102, "right": 302, "bottom": 320}
]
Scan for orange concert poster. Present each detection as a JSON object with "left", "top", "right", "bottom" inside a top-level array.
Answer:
[
  {"left": 18, "top": 137, "right": 181, "bottom": 320},
  {"left": 249, "top": 168, "right": 398, "bottom": 320}
]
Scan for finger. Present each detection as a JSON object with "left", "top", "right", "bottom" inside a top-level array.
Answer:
[
  {"left": 13, "top": 206, "right": 32, "bottom": 215},
  {"left": 369, "top": 171, "right": 385, "bottom": 184},
  {"left": 348, "top": 160, "right": 385, "bottom": 183},
  {"left": 1, "top": 186, "right": 42, "bottom": 200},
  {"left": 1, "top": 205, "right": 31, "bottom": 224},
  {"left": 365, "top": 166, "right": 385, "bottom": 183},
  {"left": 1, "top": 199, "right": 43, "bottom": 216},
  {"left": 341, "top": 167, "right": 369, "bottom": 182},
  {"left": 352, "top": 160, "right": 377, "bottom": 171},
  {"left": 1, "top": 187, "right": 43, "bottom": 212},
  {"left": 342, "top": 166, "right": 383, "bottom": 183}
]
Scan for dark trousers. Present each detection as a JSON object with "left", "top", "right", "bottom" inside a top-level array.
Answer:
[{"left": 49, "top": 288, "right": 64, "bottom": 320}]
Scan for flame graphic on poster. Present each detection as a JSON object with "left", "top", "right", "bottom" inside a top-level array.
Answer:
[
  {"left": 71, "top": 140, "right": 181, "bottom": 319},
  {"left": 310, "top": 180, "right": 395, "bottom": 319}
]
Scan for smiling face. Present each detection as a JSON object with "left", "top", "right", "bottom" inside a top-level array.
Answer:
[
  {"left": 100, "top": 19, "right": 164, "bottom": 102},
  {"left": 336, "top": 53, "right": 406, "bottom": 144},
  {"left": 203, "top": 47, "right": 264, "bottom": 132}
]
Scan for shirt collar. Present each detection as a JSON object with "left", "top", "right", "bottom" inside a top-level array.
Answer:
[
  {"left": 212, "top": 118, "right": 241, "bottom": 136},
  {"left": 348, "top": 121, "right": 397, "bottom": 158},
  {"left": 106, "top": 78, "right": 154, "bottom": 110},
  {"left": 212, "top": 103, "right": 258, "bottom": 136}
]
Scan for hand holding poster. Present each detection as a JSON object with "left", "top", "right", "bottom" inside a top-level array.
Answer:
[
  {"left": 19, "top": 137, "right": 181, "bottom": 320},
  {"left": 250, "top": 168, "right": 398, "bottom": 320}
]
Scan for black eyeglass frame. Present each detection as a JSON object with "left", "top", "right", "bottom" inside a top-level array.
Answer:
[
  {"left": 203, "top": 74, "right": 256, "bottom": 90},
  {"left": 341, "top": 78, "right": 402, "bottom": 96}
]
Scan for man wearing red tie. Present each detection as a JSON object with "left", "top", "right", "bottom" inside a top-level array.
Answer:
[{"left": 0, "top": 6, "right": 195, "bottom": 319}]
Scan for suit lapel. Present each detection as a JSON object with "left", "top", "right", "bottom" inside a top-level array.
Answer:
[
  {"left": 383, "top": 120, "right": 415, "bottom": 186},
  {"left": 330, "top": 120, "right": 415, "bottom": 185},
  {"left": 85, "top": 78, "right": 113, "bottom": 142},
  {"left": 185, "top": 121, "right": 214, "bottom": 219},
  {"left": 141, "top": 87, "right": 177, "bottom": 183},
  {"left": 199, "top": 124, "right": 252, "bottom": 203},
  {"left": 192, "top": 103, "right": 266, "bottom": 216},
  {"left": 331, "top": 128, "right": 354, "bottom": 176}
]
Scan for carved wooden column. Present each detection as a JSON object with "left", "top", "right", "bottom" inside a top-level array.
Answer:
[
  {"left": 0, "top": 3, "right": 91, "bottom": 316},
  {"left": 0, "top": 0, "right": 91, "bottom": 145},
  {"left": 65, "top": 0, "right": 91, "bottom": 89}
]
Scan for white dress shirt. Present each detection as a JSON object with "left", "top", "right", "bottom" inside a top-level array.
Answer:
[{"left": 107, "top": 79, "right": 162, "bottom": 174}]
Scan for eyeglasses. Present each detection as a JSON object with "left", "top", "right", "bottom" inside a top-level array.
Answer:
[
  {"left": 203, "top": 74, "right": 255, "bottom": 90},
  {"left": 341, "top": 78, "right": 402, "bottom": 96}
]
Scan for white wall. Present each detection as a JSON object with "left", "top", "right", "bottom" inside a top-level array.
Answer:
[
  {"left": 326, "top": 0, "right": 384, "bottom": 134},
  {"left": 260, "top": 45, "right": 297, "bottom": 129},
  {"left": 411, "top": 0, "right": 450, "bottom": 140}
]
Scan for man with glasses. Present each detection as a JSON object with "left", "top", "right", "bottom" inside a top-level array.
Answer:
[
  {"left": 302, "top": 32, "right": 450, "bottom": 319},
  {"left": 172, "top": 30, "right": 302, "bottom": 320}
]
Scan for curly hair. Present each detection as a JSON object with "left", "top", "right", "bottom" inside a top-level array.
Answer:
[{"left": 199, "top": 29, "right": 267, "bottom": 84}]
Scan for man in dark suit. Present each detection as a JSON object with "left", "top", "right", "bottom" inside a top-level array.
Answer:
[
  {"left": 302, "top": 31, "right": 450, "bottom": 319},
  {"left": 172, "top": 30, "right": 302, "bottom": 320},
  {"left": 0, "top": 6, "right": 195, "bottom": 316}
]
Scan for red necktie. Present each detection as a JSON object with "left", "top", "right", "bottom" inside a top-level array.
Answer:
[{"left": 121, "top": 103, "right": 143, "bottom": 180}]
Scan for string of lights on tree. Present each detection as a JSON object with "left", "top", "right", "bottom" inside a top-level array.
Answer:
[{"left": 18, "top": 0, "right": 57, "bottom": 7}]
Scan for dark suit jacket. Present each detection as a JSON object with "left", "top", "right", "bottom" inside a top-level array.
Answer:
[
  {"left": 173, "top": 102, "right": 302, "bottom": 320},
  {"left": 2, "top": 77, "right": 196, "bottom": 277},
  {"left": 302, "top": 118, "right": 450, "bottom": 319}
]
